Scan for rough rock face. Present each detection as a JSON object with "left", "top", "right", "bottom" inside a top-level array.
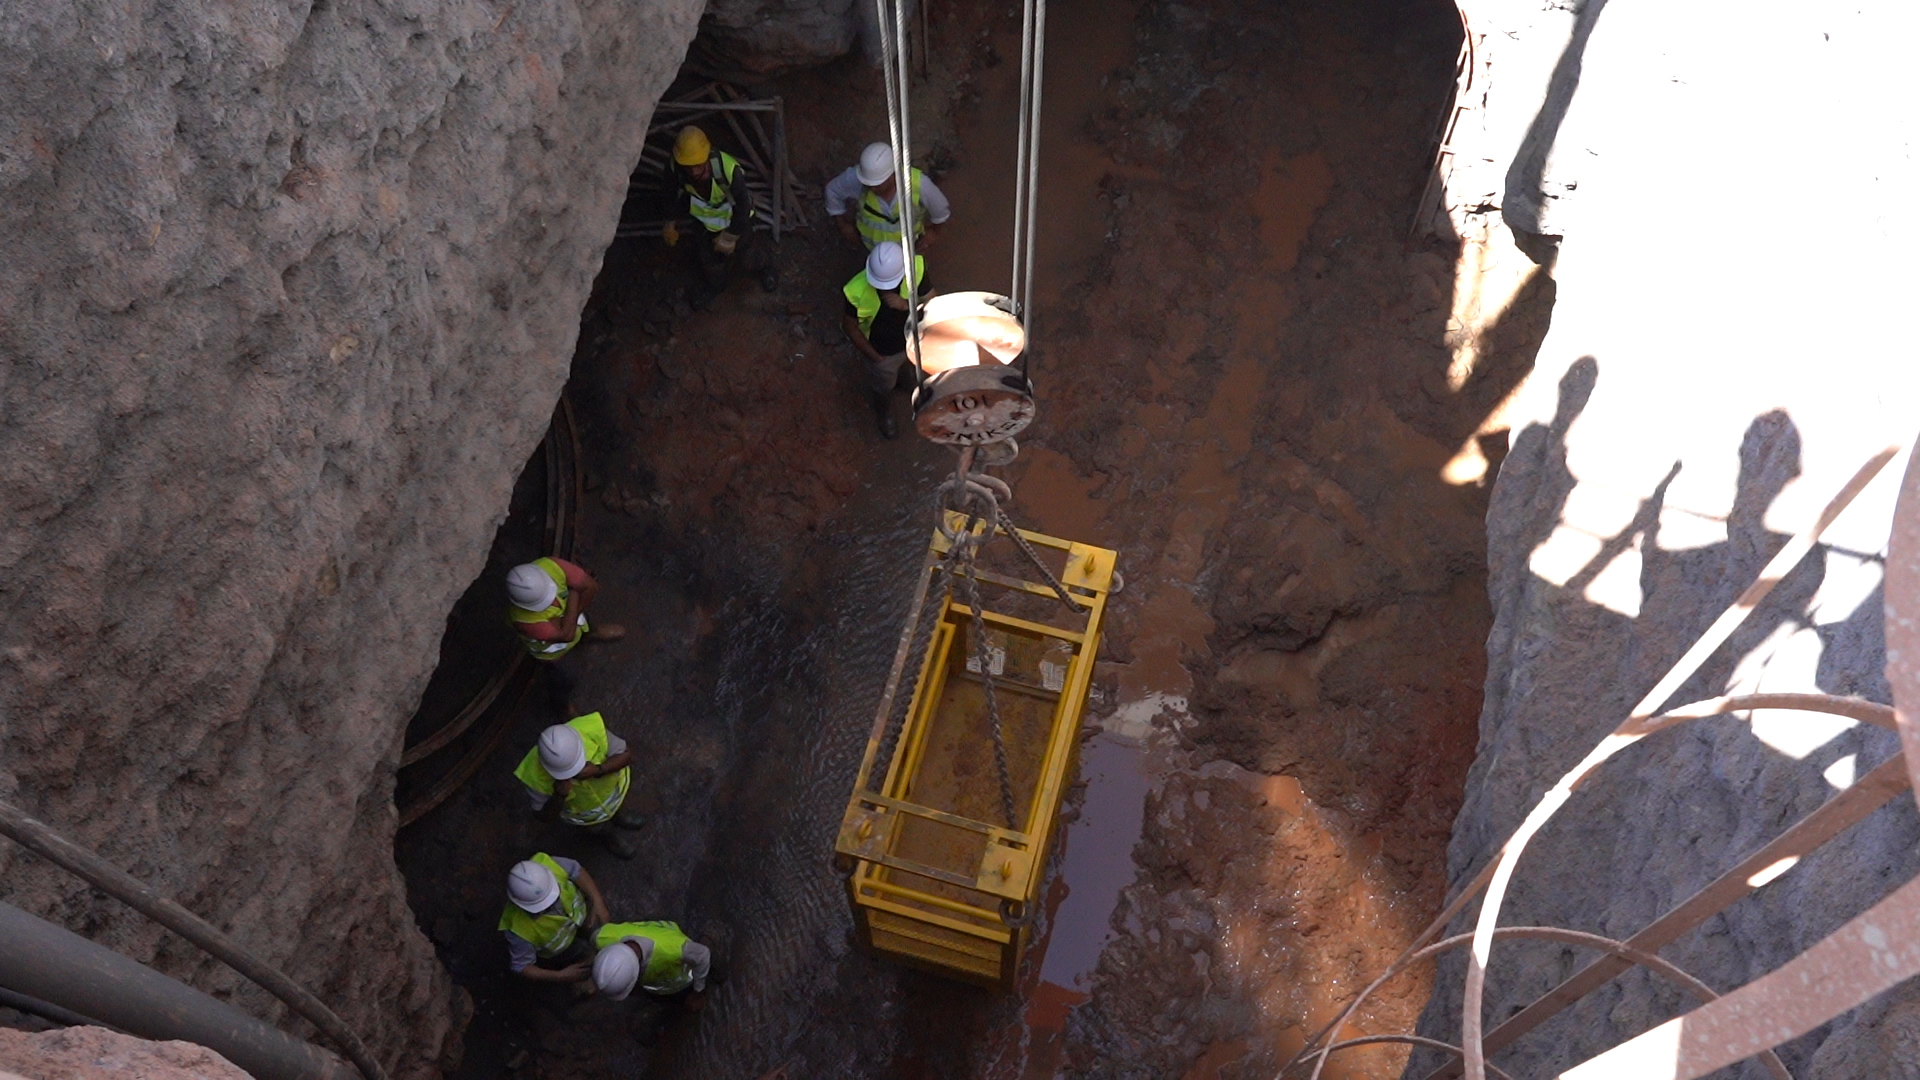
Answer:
[
  {"left": 0, "top": 0, "right": 701, "bottom": 1074},
  {"left": 0, "top": 1026, "right": 249, "bottom": 1080},
  {"left": 1414, "top": 1, "right": 1920, "bottom": 1076},
  {"left": 701, "top": 0, "right": 870, "bottom": 70}
]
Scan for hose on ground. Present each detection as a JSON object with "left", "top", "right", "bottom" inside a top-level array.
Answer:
[{"left": 0, "top": 799, "right": 388, "bottom": 1080}]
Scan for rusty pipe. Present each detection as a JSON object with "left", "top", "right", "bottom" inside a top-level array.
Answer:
[
  {"left": 0, "top": 799, "right": 386, "bottom": 1080},
  {"left": 0, "top": 901, "right": 356, "bottom": 1080}
]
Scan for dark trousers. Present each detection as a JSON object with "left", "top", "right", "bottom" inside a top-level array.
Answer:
[
  {"left": 690, "top": 224, "right": 769, "bottom": 296},
  {"left": 537, "top": 657, "right": 577, "bottom": 720},
  {"left": 863, "top": 350, "right": 910, "bottom": 396}
]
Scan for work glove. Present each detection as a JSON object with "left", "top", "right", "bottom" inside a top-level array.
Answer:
[{"left": 662, "top": 221, "right": 680, "bottom": 247}]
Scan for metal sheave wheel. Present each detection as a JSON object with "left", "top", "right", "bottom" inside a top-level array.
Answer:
[
  {"left": 913, "top": 366, "right": 1037, "bottom": 445},
  {"left": 907, "top": 291, "right": 1038, "bottom": 446}
]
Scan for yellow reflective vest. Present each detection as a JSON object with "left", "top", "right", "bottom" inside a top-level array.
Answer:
[
  {"left": 507, "top": 557, "right": 586, "bottom": 660},
  {"left": 595, "top": 922, "right": 694, "bottom": 995},
  {"left": 843, "top": 256, "right": 926, "bottom": 337},
  {"left": 855, "top": 168, "right": 928, "bottom": 249},
  {"left": 496, "top": 853, "right": 588, "bottom": 959},
  {"left": 513, "top": 713, "right": 632, "bottom": 826},
  {"left": 685, "top": 153, "right": 744, "bottom": 233}
]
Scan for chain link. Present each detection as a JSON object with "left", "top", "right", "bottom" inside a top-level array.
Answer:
[
  {"left": 989, "top": 501, "right": 1086, "bottom": 613},
  {"left": 957, "top": 547, "right": 1020, "bottom": 829},
  {"left": 904, "top": 448, "right": 1091, "bottom": 830},
  {"left": 867, "top": 508, "right": 964, "bottom": 793}
]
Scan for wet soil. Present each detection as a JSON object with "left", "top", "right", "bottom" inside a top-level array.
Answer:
[{"left": 396, "top": 0, "right": 1554, "bottom": 1077}]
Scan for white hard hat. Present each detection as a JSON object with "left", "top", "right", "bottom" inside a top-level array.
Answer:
[
  {"left": 538, "top": 725, "right": 588, "bottom": 780},
  {"left": 866, "top": 242, "right": 907, "bottom": 291},
  {"left": 857, "top": 142, "right": 895, "bottom": 186},
  {"left": 507, "top": 860, "right": 559, "bottom": 913},
  {"left": 506, "top": 563, "right": 558, "bottom": 611},
  {"left": 593, "top": 940, "right": 642, "bottom": 1000}
]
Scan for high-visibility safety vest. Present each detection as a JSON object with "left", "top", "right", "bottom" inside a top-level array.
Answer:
[
  {"left": 843, "top": 256, "right": 927, "bottom": 338},
  {"left": 513, "top": 712, "right": 632, "bottom": 826},
  {"left": 595, "top": 921, "right": 695, "bottom": 995},
  {"left": 497, "top": 853, "right": 589, "bottom": 960},
  {"left": 855, "top": 168, "right": 928, "bottom": 249},
  {"left": 507, "top": 557, "right": 585, "bottom": 660},
  {"left": 685, "top": 153, "right": 744, "bottom": 233}
]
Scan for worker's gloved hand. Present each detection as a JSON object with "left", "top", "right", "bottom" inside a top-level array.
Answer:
[
  {"left": 663, "top": 221, "right": 680, "bottom": 247},
  {"left": 560, "top": 961, "right": 592, "bottom": 982},
  {"left": 713, "top": 230, "right": 739, "bottom": 255}
]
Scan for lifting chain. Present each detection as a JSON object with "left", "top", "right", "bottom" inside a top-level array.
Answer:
[
  {"left": 929, "top": 442, "right": 1093, "bottom": 832},
  {"left": 958, "top": 547, "right": 1019, "bottom": 830},
  {"left": 936, "top": 446, "right": 1085, "bottom": 616},
  {"left": 867, "top": 527, "right": 962, "bottom": 793}
]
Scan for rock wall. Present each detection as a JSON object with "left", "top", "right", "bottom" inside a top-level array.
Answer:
[
  {"left": 701, "top": 0, "right": 865, "bottom": 70},
  {"left": 0, "top": 1026, "right": 249, "bottom": 1080},
  {"left": 1415, "top": 1, "right": 1920, "bottom": 1076},
  {"left": 0, "top": 0, "right": 701, "bottom": 1074}
]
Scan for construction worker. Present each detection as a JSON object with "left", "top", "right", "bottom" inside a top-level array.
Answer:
[
  {"left": 507, "top": 557, "right": 624, "bottom": 718},
  {"left": 665, "top": 126, "right": 777, "bottom": 307},
  {"left": 589, "top": 920, "right": 717, "bottom": 1002},
  {"left": 843, "top": 241, "right": 930, "bottom": 439},
  {"left": 514, "top": 713, "right": 646, "bottom": 859},
  {"left": 825, "top": 142, "right": 952, "bottom": 251},
  {"left": 499, "top": 854, "right": 612, "bottom": 985}
]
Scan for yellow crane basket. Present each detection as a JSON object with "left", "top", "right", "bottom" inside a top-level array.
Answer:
[{"left": 836, "top": 512, "right": 1117, "bottom": 988}]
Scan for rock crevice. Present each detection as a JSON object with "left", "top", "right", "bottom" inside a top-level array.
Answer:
[{"left": 0, "top": 0, "right": 703, "bottom": 1073}]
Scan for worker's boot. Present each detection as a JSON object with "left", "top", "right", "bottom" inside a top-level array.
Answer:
[
  {"left": 587, "top": 622, "right": 627, "bottom": 643},
  {"left": 760, "top": 267, "right": 780, "bottom": 293},
  {"left": 613, "top": 808, "right": 647, "bottom": 831},
  {"left": 871, "top": 391, "right": 898, "bottom": 440},
  {"left": 598, "top": 829, "right": 637, "bottom": 860}
]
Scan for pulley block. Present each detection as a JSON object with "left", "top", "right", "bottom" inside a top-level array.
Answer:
[
  {"left": 914, "top": 367, "right": 1037, "bottom": 445},
  {"left": 908, "top": 291, "right": 1037, "bottom": 446}
]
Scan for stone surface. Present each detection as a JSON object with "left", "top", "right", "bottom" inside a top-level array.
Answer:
[
  {"left": 1415, "top": 1, "right": 1920, "bottom": 1076},
  {"left": 701, "top": 0, "right": 868, "bottom": 71},
  {"left": 0, "top": 1027, "right": 248, "bottom": 1080},
  {"left": 0, "top": 0, "right": 701, "bottom": 1074}
]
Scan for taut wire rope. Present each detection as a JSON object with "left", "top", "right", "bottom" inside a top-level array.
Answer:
[
  {"left": 1019, "top": 0, "right": 1046, "bottom": 374},
  {"left": 872, "top": 0, "right": 923, "bottom": 386}
]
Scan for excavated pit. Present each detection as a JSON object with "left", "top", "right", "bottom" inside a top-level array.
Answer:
[{"left": 397, "top": 0, "right": 1554, "bottom": 1077}]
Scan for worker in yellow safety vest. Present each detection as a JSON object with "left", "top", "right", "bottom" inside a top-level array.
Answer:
[
  {"left": 842, "top": 241, "right": 931, "bottom": 440},
  {"left": 507, "top": 556, "right": 625, "bottom": 718},
  {"left": 514, "top": 713, "right": 646, "bottom": 859},
  {"left": 591, "top": 920, "right": 720, "bottom": 1002},
  {"left": 499, "top": 853, "right": 612, "bottom": 985},
  {"left": 826, "top": 142, "right": 952, "bottom": 251},
  {"left": 664, "top": 126, "right": 777, "bottom": 308}
]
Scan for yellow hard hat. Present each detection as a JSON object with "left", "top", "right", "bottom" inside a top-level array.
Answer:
[{"left": 674, "top": 126, "right": 711, "bottom": 166}]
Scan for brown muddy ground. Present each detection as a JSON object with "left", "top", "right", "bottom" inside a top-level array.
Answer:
[{"left": 397, "top": 0, "right": 1553, "bottom": 1078}]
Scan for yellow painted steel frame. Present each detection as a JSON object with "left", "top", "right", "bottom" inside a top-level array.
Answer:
[{"left": 837, "top": 513, "right": 1117, "bottom": 988}]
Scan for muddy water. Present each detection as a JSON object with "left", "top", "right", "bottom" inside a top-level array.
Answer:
[
  {"left": 659, "top": 460, "right": 948, "bottom": 1080},
  {"left": 1006, "top": 733, "right": 1159, "bottom": 1079}
]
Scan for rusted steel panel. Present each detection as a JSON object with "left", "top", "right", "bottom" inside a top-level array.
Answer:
[{"left": 1556, "top": 872, "right": 1920, "bottom": 1080}]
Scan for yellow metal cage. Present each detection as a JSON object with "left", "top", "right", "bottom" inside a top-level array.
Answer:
[{"left": 836, "top": 512, "right": 1117, "bottom": 988}]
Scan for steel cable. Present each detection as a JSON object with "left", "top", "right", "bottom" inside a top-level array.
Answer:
[
  {"left": 0, "top": 801, "right": 387, "bottom": 1080},
  {"left": 1019, "top": 0, "right": 1047, "bottom": 372},
  {"left": 959, "top": 556, "right": 1020, "bottom": 829},
  {"left": 872, "top": 0, "right": 923, "bottom": 386}
]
